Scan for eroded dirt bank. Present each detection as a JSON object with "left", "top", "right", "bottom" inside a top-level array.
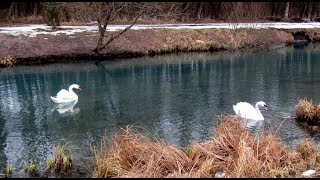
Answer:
[{"left": 1, "top": 27, "right": 320, "bottom": 67}]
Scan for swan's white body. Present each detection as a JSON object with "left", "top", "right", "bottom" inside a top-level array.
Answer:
[
  {"left": 51, "top": 84, "right": 81, "bottom": 103},
  {"left": 233, "top": 101, "right": 268, "bottom": 121}
]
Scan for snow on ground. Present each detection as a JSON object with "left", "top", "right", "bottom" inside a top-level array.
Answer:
[{"left": 1, "top": 22, "right": 320, "bottom": 37}]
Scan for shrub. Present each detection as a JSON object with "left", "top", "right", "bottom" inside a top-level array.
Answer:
[{"left": 42, "top": 2, "right": 61, "bottom": 29}]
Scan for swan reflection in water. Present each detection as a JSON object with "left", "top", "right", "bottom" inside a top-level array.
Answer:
[{"left": 52, "top": 99, "right": 80, "bottom": 114}]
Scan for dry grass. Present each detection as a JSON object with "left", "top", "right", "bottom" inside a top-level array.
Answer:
[
  {"left": 3, "top": 15, "right": 45, "bottom": 25},
  {"left": 45, "top": 141, "right": 73, "bottom": 174},
  {"left": 23, "top": 160, "right": 38, "bottom": 177},
  {"left": 296, "top": 138, "right": 319, "bottom": 168},
  {"left": 92, "top": 126, "right": 191, "bottom": 178},
  {"left": 93, "top": 115, "right": 320, "bottom": 178},
  {"left": 6, "top": 163, "right": 12, "bottom": 177},
  {"left": 0, "top": 55, "right": 17, "bottom": 68},
  {"left": 187, "top": 115, "right": 308, "bottom": 178},
  {"left": 0, "top": 27, "right": 294, "bottom": 67},
  {"left": 295, "top": 98, "right": 320, "bottom": 125}
]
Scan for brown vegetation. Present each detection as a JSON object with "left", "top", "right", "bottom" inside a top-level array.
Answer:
[
  {"left": 0, "top": 55, "right": 17, "bottom": 68},
  {"left": 0, "top": 28, "right": 294, "bottom": 67},
  {"left": 45, "top": 142, "right": 73, "bottom": 175},
  {"left": 93, "top": 115, "right": 320, "bottom": 178},
  {"left": 295, "top": 98, "right": 320, "bottom": 126}
]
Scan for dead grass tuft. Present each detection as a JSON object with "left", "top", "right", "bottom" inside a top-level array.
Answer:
[
  {"left": 296, "top": 138, "right": 318, "bottom": 168},
  {"left": 0, "top": 55, "right": 17, "bottom": 68},
  {"left": 45, "top": 140, "right": 73, "bottom": 174},
  {"left": 295, "top": 98, "right": 320, "bottom": 125},
  {"left": 93, "top": 126, "right": 191, "bottom": 178}
]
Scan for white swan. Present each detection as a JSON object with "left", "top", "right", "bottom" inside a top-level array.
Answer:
[
  {"left": 233, "top": 101, "right": 268, "bottom": 120},
  {"left": 51, "top": 84, "right": 81, "bottom": 103}
]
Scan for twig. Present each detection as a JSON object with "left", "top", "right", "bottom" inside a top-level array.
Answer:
[{"left": 275, "top": 117, "right": 288, "bottom": 135}]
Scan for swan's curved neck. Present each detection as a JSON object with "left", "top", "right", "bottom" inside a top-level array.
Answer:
[
  {"left": 68, "top": 85, "right": 77, "bottom": 97},
  {"left": 69, "top": 85, "right": 75, "bottom": 93},
  {"left": 255, "top": 103, "right": 263, "bottom": 118}
]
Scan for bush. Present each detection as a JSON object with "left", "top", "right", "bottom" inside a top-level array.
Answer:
[{"left": 42, "top": 2, "right": 61, "bottom": 29}]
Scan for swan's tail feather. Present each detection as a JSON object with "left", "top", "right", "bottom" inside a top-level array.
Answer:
[{"left": 51, "top": 96, "right": 59, "bottom": 103}]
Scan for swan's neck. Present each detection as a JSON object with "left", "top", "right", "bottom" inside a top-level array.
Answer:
[
  {"left": 255, "top": 103, "right": 263, "bottom": 119},
  {"left": 68, "top": 86, "right": 78, "bottom": 98},
  {"left": 69, "top": 86, "right": 75, "bottom": 93}
]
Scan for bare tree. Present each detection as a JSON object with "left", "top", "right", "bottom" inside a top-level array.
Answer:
[
  {"left": 284, "top": 2, "right": 290, "bottom": 20},
  {"left": 93, "top": 3, "right": 144, "bottom": 53},
  {"left": 6, "top": 2, "right": 15, "bottom": 19},
  {"left": 197, "top": 2, "right": 203, "bottom": 20},
  {"left": 61, "top": 2, "right": 144, "bottom": 53},
  {"left": 59, "top": 2, "right": 191, "bottom": 53}
]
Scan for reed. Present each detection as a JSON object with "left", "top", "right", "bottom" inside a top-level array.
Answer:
[
  {"left": 6, "top": 162, "right": 12, "bottom": 177},
  {"left": 23, "top": 160, "right": 38, "bottom": 177},
  {"left": 45, "top": 141, "right": 73, "bottom": 174}
]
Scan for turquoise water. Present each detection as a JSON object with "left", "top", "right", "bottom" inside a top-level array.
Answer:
[{"left": 1, "top": 43, "right": 320, "bottom": 177}]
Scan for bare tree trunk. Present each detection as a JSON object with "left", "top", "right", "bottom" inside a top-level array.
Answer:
[
  {"left": 197, "top": 2, "right": 203, "bottom": 20},
  {"left": 307, "top": 2, "right": 313, "bottom": 19},
  {"left": 301, "top": 2, "right": 308, "bottom": 18},
  {"left": 19, "top": 2, "right": 25, "bottom": 17},
  {"left": 14, "top": 2, "right": 19, "bottom": 18},
  {"left": 33, "top": 2, "right": 38, "bottom": 16},
  {"left": 316, "top": 3, "right": 320, "bottom": 18},
  {"left": 284, "top": 2, "right": 289, "bottom": 19},
  {"left": 270, "top": 2, "right": 275, "bottom": 17},
  {"left": 7, "top": 2, "right": 15, "bottom": 19}
]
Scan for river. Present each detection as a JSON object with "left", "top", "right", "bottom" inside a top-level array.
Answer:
[{"left": 1, "top": 42, "right": 320, "bottom": 177}]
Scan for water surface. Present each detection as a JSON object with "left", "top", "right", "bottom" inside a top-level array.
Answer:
[{"left": 1, "top": 43, "right": 320, "bottom": 176}]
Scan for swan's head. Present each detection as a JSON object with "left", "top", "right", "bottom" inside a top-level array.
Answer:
[
  {"left": 70, "top": 84, "right": 81, "bottom": 90},
  {"left": 257, "top": 101, "right": 268, "bottom": 110}
]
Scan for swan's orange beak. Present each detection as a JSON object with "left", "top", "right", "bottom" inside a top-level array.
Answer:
[{"left": 78, "top": 87, "right": 82, "bottom": 90}]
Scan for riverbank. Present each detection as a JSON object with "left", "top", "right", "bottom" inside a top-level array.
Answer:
[
  {"left": 2, "top": 24, "right": 320, "bottom": 68},
  {"left": 92, "top": 115, "right": 320, "bottom": 178}
]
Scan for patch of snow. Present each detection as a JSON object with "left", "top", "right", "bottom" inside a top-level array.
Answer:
[
  {"left": 214, "top": 171, "right": 226, "bottom": 178},
  {"left": 1, "top": 22, "right": 320, "bottom": 37},
  {"left": 302, "top": 169, "right": 316, "bottom": 177}
]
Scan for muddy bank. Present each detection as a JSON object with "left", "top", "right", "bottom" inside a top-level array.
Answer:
[{"left": 1, "top": 27, "right": 319, "bottom": 67}]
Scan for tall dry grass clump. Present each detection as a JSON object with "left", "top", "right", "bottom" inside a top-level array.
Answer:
[
  {"left": 295, "top": 98, "right": 320, "bottom": 125},
  {"left": 296, "top": 138, "right": 319, "bottom": 168},
  {"left": 45, "top": 141, "right": 73, "bottom": 175},
  {"left": 93, "top": 126, "right": 191, "bottom": 178},
  {"left": 187, "top": 115, "right": 253, "bottom": 177},
  {"left": 296, "top": 99, "right": 315, "bottom": 121},
  {"left": 187, "top": 115, "right": 319, "bottom": 178},
  {"left": 93, "top": 115, "right": 320, "bottom": 178}
]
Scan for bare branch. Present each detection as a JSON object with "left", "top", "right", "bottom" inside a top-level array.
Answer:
[{"left": 95, "top": 12, "right": 141, "bottom": 52}]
